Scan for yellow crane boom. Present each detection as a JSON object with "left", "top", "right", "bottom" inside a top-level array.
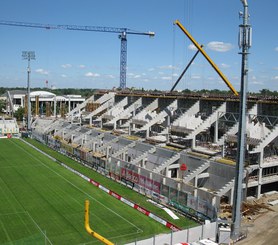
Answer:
[{"left": 174, "top": 20, "right": 238, "bottom": 96}]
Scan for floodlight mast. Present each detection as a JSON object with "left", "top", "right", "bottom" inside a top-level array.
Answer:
[
  {"left": 231, "top": 0, "right": 251, "bottom": 241},
  {"left": 22, "top": 51, "right": 35, "bottom": 132}
]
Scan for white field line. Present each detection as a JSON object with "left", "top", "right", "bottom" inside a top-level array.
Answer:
[
  {"left": 0, "top": 211, "right": 26, "bottom": 216},
  {"left": 0, "top": 177, "right": 53, "bottom": 244},
  {"left": 0, "top": 164, "right": 43, "bottom": 169},
  {"left": 25, "top": 211, "right": 53, "bottom": 245},
  {"left": 13, "top": 140, "right": 143, "bottom": 234},
  {"left": 0, "top": 176, "right": 39, "bottom": 235}
]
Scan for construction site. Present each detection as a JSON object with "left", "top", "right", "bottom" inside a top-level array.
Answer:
[
  {"left": 30, "top": 89, "right": 278, "bottom": 222},
  {"left": 1, "top": 1, "right": 278, "bottom": 244}
]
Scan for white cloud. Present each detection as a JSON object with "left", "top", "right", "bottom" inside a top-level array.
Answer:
[
  {"left": 61, "top": 74, "right": 67, "bottom": 78},
  {"left": 275, "top": 47, "right": 278, "bottom": 52},
  {"left": 35, "top": 68, "right": 48, "bottom": 75},
  {"left": 207, "top": 76, "right": 215, "bottom": 80},
  {"left": 188, "top": 44, "right": 198, "bottom": 51},
  {"left": 61, "top": 64, "right": 72, "bottom": 68},
  {"left": 172, "top": 73, "right": 179, "bottom": 77},
  {"left": 251, "top": 75, "right": 257, "bottom": 81},
  {"left": 272, "top": 76, "right": 278, "bottom": 80},
  {"left": 158, "top": 65, "right": 178, "bottom": 70},
  {"left": 220, "top": 63, "right": 231, "bottom": 69},
  {"left": 273, "top": 67, "right": 278, "bottom": 70},
  {"left": 148, "top": 68, "right": 155, "bottom": 72},
  {"left": 85, "top": 72, "right": 100, "bottom": 77},
  {"left": 79, "top": 64, "right": 86, "bottom": 68},
  {"left": 134, "top": 75, "right": 141, "bottom": 79},
  {"left": 106, "top": 74, "right": 115, "bottom": 79},
  {"left": 191, "top": 75, "right": 201, "bottom": 79},
  {"left": 161, "top": 76, "right": 172, "bottom": 80},
  {"left": 207, "top": 41, "right": 233, "bottom": 52}
]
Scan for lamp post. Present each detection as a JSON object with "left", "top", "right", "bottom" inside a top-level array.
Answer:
[
  {"left": 22, "top": 51, "right": 35, "bottom": 131},
  {"left": 231, "top": 0, "right": 252, "bottom": 240}
]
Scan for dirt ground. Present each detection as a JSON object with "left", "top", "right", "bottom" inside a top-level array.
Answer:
[
  {"left": 219, "top": 193, "right": 278, "bottom": 244},
  {"left": 236, "top": 204, "right": 278, "bottom": 245}
]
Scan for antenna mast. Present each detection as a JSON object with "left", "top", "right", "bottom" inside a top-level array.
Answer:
[{"left": 231, "top": 0, "right": 252, "bottom": 241}]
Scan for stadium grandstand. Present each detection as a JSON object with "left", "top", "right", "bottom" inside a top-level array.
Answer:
[{"left": 31, "top": 90, "right": 278, "bottom": 225}]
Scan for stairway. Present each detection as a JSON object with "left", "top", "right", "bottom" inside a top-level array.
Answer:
[
  {"left": 136, "top": 100, "right": 178, "bottom": 132},
  {"left": 121, "top": 99, "right": 159, "bottom": 128},
  {"left": 68, "top": 94, "right": 94, "bottom": 117},
  {"left": 96, "top": 137, "right": 119, "bottom": 153},
  {"left": 84, "top": 97, "right": 115, "bottom": 121},
  {"left": 250, "top": 123, "right": 278, "bottom": 153},
  {"left": 216, "top": 178, "right": 235, "bottom": 196},
  {"left": 101, "top": 97, "right": 128, "bottom": 119},
  {"left": 183, "top": 161, "right": 210, "bottom": 183},
  {"left": 105, "top": 98, "right": 142, "bottom": 127},
  {"left": 131, "top": 146, "right": 156, "bottom": 165},
  {"left": 160, "top": 100, "right": 200, "bottom": 135},
  {"left": 217, "top": 104, "right": 258, "bottom": 145},
  {"left": 111, "top": 141, "right": 137, "bottom": 158},
  {"left": 153, "top": 152, "right": 180, "bottom": 173},
  {"left": 186, "top": 102, "right": 227, "bottom": 140}
]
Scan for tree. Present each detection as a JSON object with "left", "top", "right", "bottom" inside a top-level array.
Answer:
[
  {"left": 14, "top": 107, "right": 25, "bottom": 121},
  {"left": 0, "top": 99, "right": 5, "bottom": 113}
]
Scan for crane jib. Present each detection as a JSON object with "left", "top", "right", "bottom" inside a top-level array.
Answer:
[{"left": 0, "top": 20, "right": 155, "bottom": 89}]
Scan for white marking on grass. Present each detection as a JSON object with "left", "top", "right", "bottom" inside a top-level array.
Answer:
[
  {"left": 26, "top": 211, "right": 53, "bottom": 245},
  {"left": 13, "top": 140, "right": 143, "bottom": 235},
  {"left": 0, "top": 211, "right": 26, "bottom": 216},
  {"left": 0, "top": 176, "right": 54, "bottom": 245},
  {"left": 0, "top": 219, "right": 12, "bottom": 242}
]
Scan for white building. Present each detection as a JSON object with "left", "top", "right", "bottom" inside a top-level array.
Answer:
[{"left": 4, "top": 90, "right": 85, "bottom": 117}]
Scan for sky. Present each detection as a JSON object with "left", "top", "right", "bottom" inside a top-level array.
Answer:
[{"left": 0, "top": 0, "right": 277, "bottom": 92}]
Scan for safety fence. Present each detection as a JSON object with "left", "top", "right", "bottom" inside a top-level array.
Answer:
[{"left": 125, "top": 222, "right": 217, "bottom": 245}]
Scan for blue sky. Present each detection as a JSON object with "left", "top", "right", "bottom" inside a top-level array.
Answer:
[{"left": 0, "top": 0, "right": 277, "bottom": 92}]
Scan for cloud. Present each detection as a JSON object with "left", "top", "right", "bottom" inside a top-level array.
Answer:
[
  {"left": 273, "top": 67, "right": 278, "bottom": 70},
  {"left": 275, "top": 47, "right": 278, "bottom": 52},
  {"left": 79, "top": 64, "right": 86, "bottom": 68},
  {"left": 158, "top": 65, "right": 178, "bottom": 70},
  {"left": 220, "top": 63, "right": 231, "bottom": 69},
  {"left": 188, "top": 44, "right": 198, "bottom": 51},
  {"left": 106, "top": 74, "right": 115, "bottom": 79},
  {"left": 134, "top": 75, "right": 141, "bottom": 79},
  {"left": 272, "top": 76, "right": 278, "bottom": 80},
  {"left": 161, "top": 76, "right": 172, "bottom": 80},
  {"left": 148, "top": 68, "right": 155, "bottom": 72},
  {"left": 207, "top": 41, "right": 233, "bottom": 52},
  {"left": 35, "top": 68, "right": 48, "bottom": 75},
  {"left": 191, "top": 75, "right": 201, "bottom": 79},
  {"left": 61, "top": 74, "right": 67, "bottom": 78},
  {"left": 61, "top": 64, "right": 72, "bottom": 68},
  {"left": 85, "top": 72, "right": 100, "bottom": 77}
]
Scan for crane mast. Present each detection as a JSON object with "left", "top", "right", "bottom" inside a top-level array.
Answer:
[{"left": 0, "top": 20, "right": 155, "bottom": 89}]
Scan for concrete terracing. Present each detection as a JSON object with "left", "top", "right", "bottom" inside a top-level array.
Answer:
[{"left": 31, "top": 91, "right": 278, "bottom": 211}]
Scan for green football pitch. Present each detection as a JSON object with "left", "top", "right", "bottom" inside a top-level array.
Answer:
[{"left": 0, "top": 139, "right": 195, "bottom": 244}]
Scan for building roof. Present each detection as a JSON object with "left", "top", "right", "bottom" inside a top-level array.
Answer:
[{"left": 30, "top": 91, "right": 56, "bottom": 97}]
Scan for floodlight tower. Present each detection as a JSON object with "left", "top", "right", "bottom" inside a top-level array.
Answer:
[
  {"left": 231, "top": 0, "right": 252, "bottom": 241},
  {"left": 22, "top": 51, "right": 35, "bottom": 131}
]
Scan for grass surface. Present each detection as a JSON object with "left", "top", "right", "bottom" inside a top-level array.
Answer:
[{"left": 0, "top": 138, "right": 196, "bottom": 244}]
